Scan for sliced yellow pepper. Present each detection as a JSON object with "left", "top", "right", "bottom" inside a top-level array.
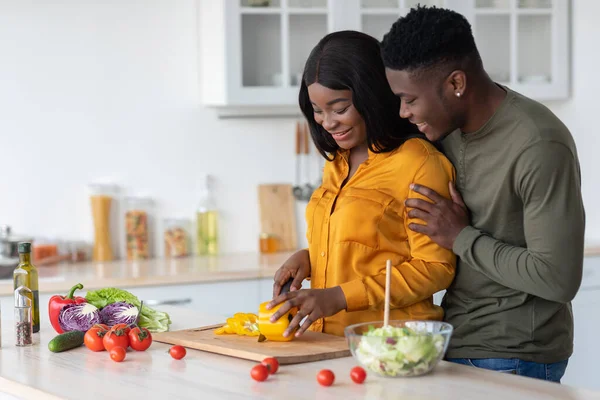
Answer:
[{"left": 214, "top": 312, "right": 260, "bottom": 337}]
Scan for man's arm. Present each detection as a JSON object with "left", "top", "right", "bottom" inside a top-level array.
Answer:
[{"left": 453, "top": 141, "right": 585, "bottom": 303}]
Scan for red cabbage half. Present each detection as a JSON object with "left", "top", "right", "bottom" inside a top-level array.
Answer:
[
  {"left": 100, "top": 301, "right": 139, "bottom": 327},
  {"left": 58, "top": 303, "right": 101, "bottom": 332}
]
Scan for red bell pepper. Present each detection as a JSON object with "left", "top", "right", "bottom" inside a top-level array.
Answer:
[{"left": 48, "top": 283, "right": 87, "bottom": 333}]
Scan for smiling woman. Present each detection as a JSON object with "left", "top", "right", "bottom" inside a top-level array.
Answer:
[{"left": 267, "top": 30, "right": 458, "bottom": 339}]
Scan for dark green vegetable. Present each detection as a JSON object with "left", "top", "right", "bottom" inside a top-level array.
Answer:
[{"left": 48, "top": 331, "right": 85, "bottom": 353}]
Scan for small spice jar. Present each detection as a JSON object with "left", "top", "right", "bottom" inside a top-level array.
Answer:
[
  {"left": 14, "top": 286, "right": 33, "bottom": 346},
  {"left": 259, "top": 233, "right": 279, "bottom": 254},
  {"left": 163, "top": 218, "right": 191, "bottom": 258}
]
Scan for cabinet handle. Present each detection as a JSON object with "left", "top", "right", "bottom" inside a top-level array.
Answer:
[{"left": 144, "top": 298, "right": 192, "bottom": 306}]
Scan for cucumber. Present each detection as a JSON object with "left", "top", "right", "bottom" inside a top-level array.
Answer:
[{"left": 48, "top": 331, "right": 85, "bottom": 353}]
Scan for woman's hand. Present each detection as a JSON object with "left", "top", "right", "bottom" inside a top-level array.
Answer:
[
  {"left": 266, "top": 287, "right": 347, "bottom": 338},
  {"left": 272, "top": 249, "right": 311, "bottom": 298}
]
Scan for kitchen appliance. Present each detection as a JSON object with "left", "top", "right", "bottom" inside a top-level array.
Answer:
[{"left": 0, "top": 225, "right": 32, "bottom": 279}]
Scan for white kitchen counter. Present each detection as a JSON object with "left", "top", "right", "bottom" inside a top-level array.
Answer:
[
  {"left": 1, "top": 246, "right": 599, "bottom": 297},
  {"left": 0, "top": 306, "right": 599, "bottom": 400}
]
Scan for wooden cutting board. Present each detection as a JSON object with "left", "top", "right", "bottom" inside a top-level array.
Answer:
[
  {"left": 257, "top": 184, "right": 297, "bottom": 251},
  {"left": 153, "top": 324, "right": 350, "bottom": 365}
]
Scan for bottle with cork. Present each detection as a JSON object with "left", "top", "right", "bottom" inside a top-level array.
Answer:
[{"left": 13, "top": 242, "right": 40, "bottom": 333}]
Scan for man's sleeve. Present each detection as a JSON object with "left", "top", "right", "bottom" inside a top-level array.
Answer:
[{"left": 452, "top": 141, "right": 585, "bottom": 303}]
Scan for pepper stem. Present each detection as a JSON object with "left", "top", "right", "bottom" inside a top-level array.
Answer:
[{"left": 66, "top": 283, "right": 84, "bottom": 299}]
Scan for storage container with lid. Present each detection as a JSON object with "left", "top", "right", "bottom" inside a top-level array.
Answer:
[{"left": 124, "top": 196, "right": 153, "bottom": 260}]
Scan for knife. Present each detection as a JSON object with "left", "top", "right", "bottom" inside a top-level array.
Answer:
[{"left": 258, "top": 278, "right": 294, "bottom": 342}]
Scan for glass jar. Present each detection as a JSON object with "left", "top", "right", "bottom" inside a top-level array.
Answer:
[
  {"left": 163, "top": 218, "right": 191, "bottom": 258},
  {"left": 124, "top": 196, "right": 152, "bottom": 260},
  {"left": 88, "top": 183, "right": 118, "bottom": 262},
  {"left": 259, "top": 233, "right": 279, "bottom": 254}
]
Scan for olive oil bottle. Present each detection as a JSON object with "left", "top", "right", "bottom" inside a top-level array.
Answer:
[
  {"left": 196, "top": 175, "right": 219, "bottom": 255},
  {"left": 13, "top": 242, "right": 40, "bottom": 333}
]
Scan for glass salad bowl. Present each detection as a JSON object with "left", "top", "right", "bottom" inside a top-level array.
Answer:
[{"left": 344, "top": 320, "right": 453, "bottom": 377}]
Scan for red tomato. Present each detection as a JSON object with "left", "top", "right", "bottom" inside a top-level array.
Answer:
[
  {"left": 169, "top": 345, "right": 186, "bottom": 360},
  {"left": 261, "top": 357, "right": 279, "bottom": 374},
  {"left": 317, "top": 369, "right": 335, "bottom": 387},
  {"left": 128, "top": 327, "right": 152, "bottom": 351},
  {"left": 84, "top": 326, "right": 108, "bottom": 352},
  {"left": 250, "top": 364, "right": 269, "bottom": 382},
  {"left": 110, "top": 347, "right": 126, "bottom": 362},
  {"left": 93, "top": 323, "right": 110, "bottom": 331},
  {"left": 110, "top": 323, "right": 131, "bottom": 335},
  {"left": 103, "top": 328, "right": 130, "bottom": 351},
  {"left": 350, "top": 366, "right": 366, "bottom": 384}
]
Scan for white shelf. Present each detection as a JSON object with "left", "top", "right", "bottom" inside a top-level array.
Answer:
[
  {"left": 516, "top": 8, "right": 552, "bottom": 15},
  {"left": 288, "top": 7, "right": 328, "bottom": 14},
  {"left": 360, "top": 7, "right": 404, "bottom": 15},
  {"left": 240, "top": 7, "right": 328, "bottom": 15},
  {"left": 474, "top": 8, "right": 552, "bottom": 15},
  {"left": 474, "top": 8, "right": 511, "bottom": 15},
  {"left": 240, "top": 7, "right": 282, "bottom": 14}
]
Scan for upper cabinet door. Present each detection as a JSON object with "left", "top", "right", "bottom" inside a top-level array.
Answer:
[
  {"left": 199, "top": 0, "right": 570, "bottom": 112},
  {"left": 450, "top": 0, "right": 569, "bottom": 101},
  {"left": 200, "top": 0, "right": 329, "bottom": 109},
  {"left": 358, "top": 0, "right": 444, "bottom": 40}
]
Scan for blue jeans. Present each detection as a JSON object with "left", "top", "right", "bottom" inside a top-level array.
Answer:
[{"left": 447, "top": 358, "right": 569, "bottom": 383}]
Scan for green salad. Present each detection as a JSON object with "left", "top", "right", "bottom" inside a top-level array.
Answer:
[{"left": 355, "top": 325, "right": 445, "bottom": 377}]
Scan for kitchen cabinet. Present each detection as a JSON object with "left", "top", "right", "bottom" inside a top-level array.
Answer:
[
  {"left": 561, "top": 256, "right": 600, "bottom": 391},
  {"left": 120, "top": 279, "right": 273, "bottom": 316},
  {"left": 0, "top": 279, "right": 275, "bottom": 325},
  {"left": 199, "top": 0, "right": 570, "bottom": 115}
]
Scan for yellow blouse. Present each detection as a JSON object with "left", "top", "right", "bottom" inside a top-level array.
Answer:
[{"left": 306, "top": 138, "right": 457, "bottom": 336}]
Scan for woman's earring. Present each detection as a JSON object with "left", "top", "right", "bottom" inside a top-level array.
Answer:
[{"left": 455, "top": 92, "right": 461, "bottom": 98}]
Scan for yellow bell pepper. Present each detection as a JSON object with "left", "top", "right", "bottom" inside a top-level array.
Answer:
[
  {"left": 214, "top": 312, "right": 260, "bottom": 336},
  {"left": 257, "top": 301, "right": 298, "bottom": 342}
]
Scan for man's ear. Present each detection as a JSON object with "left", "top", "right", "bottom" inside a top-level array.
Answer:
[{"left": 447, "top": 70, "right": 467, "bottom": 97}]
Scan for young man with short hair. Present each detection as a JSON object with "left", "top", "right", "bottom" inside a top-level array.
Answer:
[{"left": 380, "top": 6, "right": 585, "bottom": 382}]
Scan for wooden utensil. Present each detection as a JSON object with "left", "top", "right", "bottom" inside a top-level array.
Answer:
[
  {"left": 257, "top": 184, "right": 298, "bottom": 251},
  {"left": 293, "top": 121, "right": 304, "bottom": 200},
  {"left": 153, "top": 324, "right": 350, "bottom": 365},
  {"left": 384, "top": 259, "right": 391, "bottom": 327},
  {"left": 301, "top": 122, "right": 314, "bottom": 200}
]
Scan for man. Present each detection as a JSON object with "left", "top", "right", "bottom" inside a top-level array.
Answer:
[{"left": 380, "top": 6, "right": 585, "bottom": 382}]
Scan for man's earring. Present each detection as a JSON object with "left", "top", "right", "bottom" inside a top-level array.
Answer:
[{"left": 455, "top": 92, "right": 461, "bottom": 98}]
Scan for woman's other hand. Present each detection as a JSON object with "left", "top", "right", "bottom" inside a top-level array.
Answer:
[{"left": 272, "top": 249, "right": 311, "bottom": 298}]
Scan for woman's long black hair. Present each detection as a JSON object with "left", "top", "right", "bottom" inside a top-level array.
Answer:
[{"left": 299, "top": 30, "right": 422, "bottom": 160}]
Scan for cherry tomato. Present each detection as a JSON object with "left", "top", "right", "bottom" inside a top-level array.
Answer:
[
  {"left": 350, "top": 366, "right": 366, "bottom": 384},
  {"left": 261, "top": 357, "right": 279, "bottom": 374},
  {"left": 103, "top": 328, "right": 130, "bottom": 352},
  {"left": 250, "top": 364, "right": 269, "bottom": 382},
  {"left": 128, "top": 327, "right": 152, "bottom": 351},
  {"left": 110, "top": 346, "right": 126, "bottom": 362},
  {"left": 317, "top": 369, "right": 335, "bottom": 387},
  {"left": 169, "top": 345, "right": 186, "bottom": 360},
  {"left": 84, "top": 325, "right": 108, "bottom": 352}
]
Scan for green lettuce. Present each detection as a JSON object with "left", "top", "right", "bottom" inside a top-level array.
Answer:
[{"left": 85, "top": 287, "right": 171, "bottom": 332}]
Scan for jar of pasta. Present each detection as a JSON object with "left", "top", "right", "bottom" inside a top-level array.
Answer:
[
  {"left": 163, "top": 218, "right": 190, "bottom": 258},
  {"left": 124, "top": 196, "right": 152, "bottom": 260}
]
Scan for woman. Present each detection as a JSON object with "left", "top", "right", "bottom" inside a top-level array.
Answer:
[{"left": 267, "top": 31, "right": 456, "bottom": 338}]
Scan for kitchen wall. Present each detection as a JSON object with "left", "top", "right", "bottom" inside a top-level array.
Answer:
[
  {"left": 0, "top": 0, "right": 598, "bottom": 257},
  {"left": 547, "top": 0, "right": 600, "bottom": 247}
]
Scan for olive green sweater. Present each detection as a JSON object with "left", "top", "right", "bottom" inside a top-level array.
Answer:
[{"left": 441, "top": 87, "right": 585, "bottom": 363}]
